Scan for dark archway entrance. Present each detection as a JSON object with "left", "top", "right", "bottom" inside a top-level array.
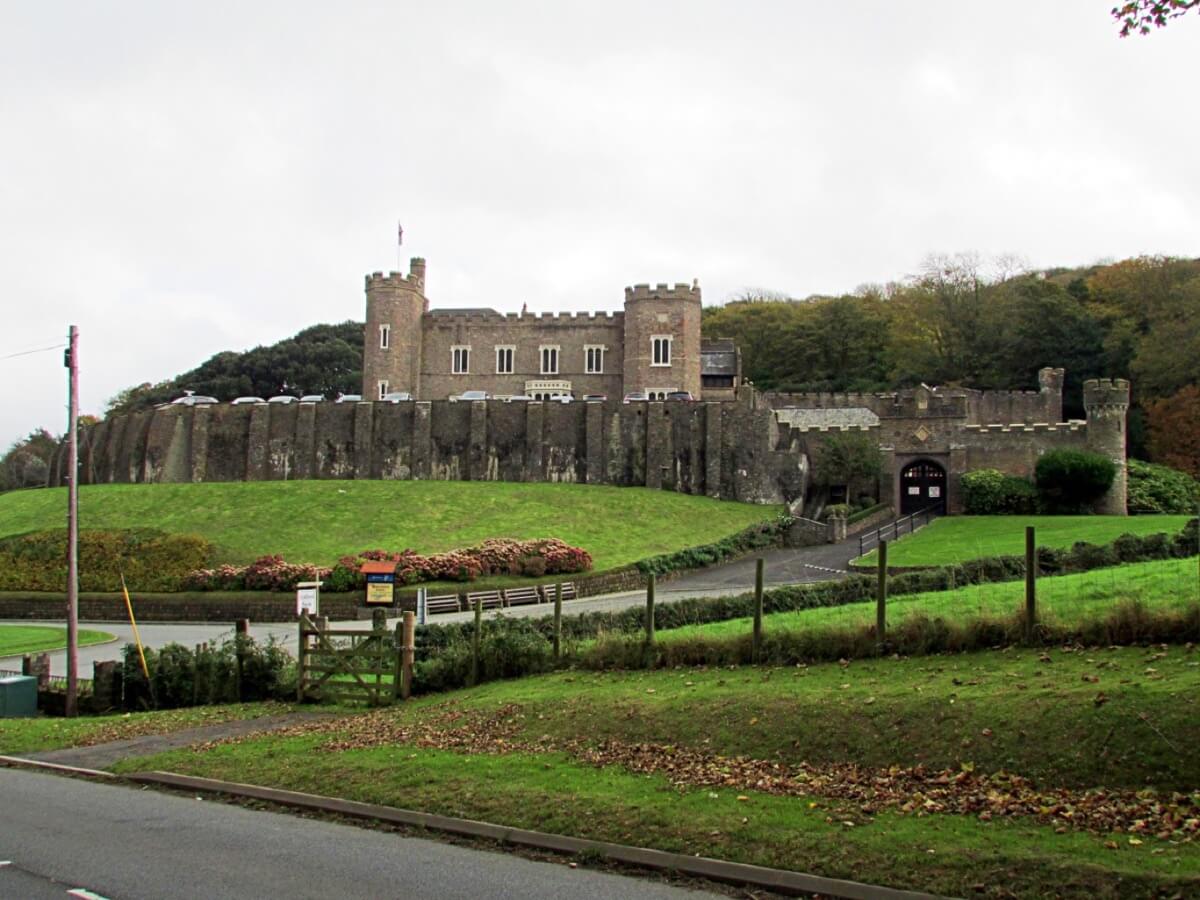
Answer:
[{"left": 900, "top": 459, "right": 946, "bottom": 514}]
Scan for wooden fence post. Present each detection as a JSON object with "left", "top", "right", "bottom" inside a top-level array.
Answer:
[
  {"left": 876, "top": 540, "right": 888, "bottom": 650},
  {"left": 645, "top": 573, "right": 656, "bottom": 646},
  {"left": 400, "top": 611, "right": 415, "bottom": 701},
  {"left": 296, "top": 613, "right": 309, "bottom": 702},
  {"left": 235, "top": 618, "right": 249, "bottom": 702},
  {"left": 392, "top": 620, "right": 404, "bottom": 701},
  {"left": 752, "top": 558, "right": 765, "bottom": 662},
  {"left": 472, "top": 596, "right": 483, "bottom": 685},
  {"left": 1025, "top": 526, "right": 1037, "bottom": 644},
  {"left": 553, "top": 582, "right": 563, "bottom": 660}
]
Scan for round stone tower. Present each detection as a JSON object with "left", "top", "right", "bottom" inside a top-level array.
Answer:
[
  {"left": 362, "top": 257, "right": 427, "bottom": 400},
  {"left": 1083, "top": 377, "right": 1130, "bottom": 515},
  {"left": 621, "top": 281, "right": 702, "bottom": 398}
]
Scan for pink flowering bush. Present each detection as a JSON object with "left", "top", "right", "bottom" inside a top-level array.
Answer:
[{"left": 182, "top": 538, "right": 592, "bottom": 592}]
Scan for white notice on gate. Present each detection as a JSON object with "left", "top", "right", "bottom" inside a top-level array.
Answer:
[{"left": 296, "top": 586, "right": 319, "bottom": 616}]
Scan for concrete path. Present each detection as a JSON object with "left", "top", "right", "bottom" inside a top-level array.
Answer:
[
  {"left": 1, "top": 536, "right": 865, "bottom": 675},
  {"left": 0, "top": 767, "right": 723, "bottom": 900},
  {"left": 22, "top": 711, "right": 331, "bottom": 770}
]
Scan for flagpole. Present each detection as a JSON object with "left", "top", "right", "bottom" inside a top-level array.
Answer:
[{"left": 397, "top": 221, "right": 403, "bottom": 271}]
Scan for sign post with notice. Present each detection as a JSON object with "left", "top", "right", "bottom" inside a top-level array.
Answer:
[
  {"left": 361, "top": 561, "right": 397, "bottom": 607},
  {"left": 296, "top": 581, "right": 322, "bottom": 617}
]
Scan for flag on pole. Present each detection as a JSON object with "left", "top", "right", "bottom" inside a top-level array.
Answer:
[{"left": 398, "top": 223, "right": 403, "bottom": 246}]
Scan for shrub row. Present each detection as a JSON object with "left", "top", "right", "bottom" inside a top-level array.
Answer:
[
  {"left": 962, "top": 449, "right": 1121, "bottom": 515},
  {"left": 960, "top": 469, "right": 1039, "bottom": 515},
  {"left": 0, "top": 529, "right": 214, "bottom": 592},
  {"left": 119, "top": 634, "right": 293, "bottom": 710},
  {"left": 634, "top": 516, "right": 793, "bottom": 577},
  {"left": 182, "top": 538, "right": 593, "bottom": 592}
]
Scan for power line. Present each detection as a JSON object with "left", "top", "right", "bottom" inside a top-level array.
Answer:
[{"left": 0, "top": 342, "right": 66, "bottom": 361}]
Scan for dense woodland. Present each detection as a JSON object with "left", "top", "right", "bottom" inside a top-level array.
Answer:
[{"left": 2, "top": 255, "right": 1198, "bottom": 490}]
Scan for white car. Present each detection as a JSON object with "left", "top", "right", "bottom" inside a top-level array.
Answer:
[
  {"left": 268, "top": 395, "right": 298, "bottom": 404},
  {"left": 382, "top": 392, "right": 413, "bottom": 403},
  {"left": 170, "top": 394, "right": 219, "bottom": 406},
  {"left": 335, "top": 394, "right": 363, "bottom": 403},
  {"left": 232, "top": 396, "right": 267, "bottom": 405},
  {"left": 299, "top": 394, "right": 324, "bottom": 403},
  {"left": 501, "top": 394, "right": 534, "bottom": 403},
  {"left": 450, "top": 390, "right": 491, "bottom": 402}
]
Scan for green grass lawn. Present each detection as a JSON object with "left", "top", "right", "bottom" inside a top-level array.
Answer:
[
  {"left": 855, "top": 514, "right": 1192, "bottom": 567},
  {"left": 0, "top": 624, "right": 114, "bottom": 657},
  {"left": 661, "top": 556, "right": 1200, "bottom": 640},
  {"left": 0, "top": 481, "right": 780, "bottom": 570},
  {"left": 111, "top": 646, "right": 1200, "bottom": 898}
]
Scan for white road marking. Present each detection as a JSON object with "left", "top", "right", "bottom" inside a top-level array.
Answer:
[{"left": 67, "top": 889, "right": 111, "bottom": 900}]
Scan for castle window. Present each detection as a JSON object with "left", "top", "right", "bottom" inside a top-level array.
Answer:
[
  {"left": 451, "top": 345, "right": 470, "bottom": 374},
  {"left": 379, "top": 324, "right": 390, "bottom": 350},
  {"left": 652, "top": 335, "right": 672, "bottom": 367},
  {"left": 378, "top": 380, "right": 389, "bottom": 400},
  {"left": 540, "top": 345, "right": 559, "bottom": 375},
  {"left": 585, "top": 345, "right": 605, "bottom": 374},
  {"left": 495, "top": 346, "right": 515, "bottom": 374}
]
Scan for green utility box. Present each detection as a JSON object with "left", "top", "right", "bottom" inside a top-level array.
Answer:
[{"left": 0, "top": 675, "right": 37, "bottom": 717}]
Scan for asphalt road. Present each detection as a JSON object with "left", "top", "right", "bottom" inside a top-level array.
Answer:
[
  {"left": 0, "top": 768, "right": 722, "bottom": 900},
  {"left": 1, "top": 538, "right": 863, "bottom": 676}
]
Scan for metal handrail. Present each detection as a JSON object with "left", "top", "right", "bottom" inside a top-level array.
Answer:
[{"left": 858, "top": 505, "right": 942, "bottom": 556}]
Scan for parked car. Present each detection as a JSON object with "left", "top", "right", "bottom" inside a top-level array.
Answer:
[
  {"left": 450, "top": 390, "right": 491, "bottom": 402},
  {"left": 555, "top": 393, "right": 575, "bottom": 403},
  {"left": 500, "top": 394, "right": 534, "bottom": 402},
  {"left": 299, "top": 394, "right": 324, "bottom": 403},
  {"left": 335, "top": 394, "right": 362, "bottom": 403},
  {"left": 665, "top": 391, "right": 696, "bottom": 402},
  {"left": 622, "top": 391, "right": 650, "bottom": 403},
  {"left": 382, "top": 392, "right": 413, "bottom": 403},
  {"left": 232, "top": 396, "right": 267, "bottom": 405},
  {"left": 582, "top": 393, "right": 607, "bottom": 402},
  {"left": 169, "top": 393, "right": 218, "bottom": 407},
  {"left": 268, "top": 395, "right": 298, "bottom": 404}
]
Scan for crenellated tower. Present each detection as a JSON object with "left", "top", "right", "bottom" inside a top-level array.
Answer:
[
  {"left": 362, "top": 257, "right": 427, "bottom": 400},
  {"left": 621, "top": 281, "right": 702, "bottom": 398},
  {"left": 1083, "top": 377, "right": 1130, "bottom": 515}
]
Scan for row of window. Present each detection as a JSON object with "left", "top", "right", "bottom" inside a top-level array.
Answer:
[{"left": 379, "top": 327, "right": 673, "bottom": 374}]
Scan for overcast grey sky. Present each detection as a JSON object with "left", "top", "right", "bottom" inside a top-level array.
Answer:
[{"left": 2, "top": 1, "right": 1196, "bottom": 450}]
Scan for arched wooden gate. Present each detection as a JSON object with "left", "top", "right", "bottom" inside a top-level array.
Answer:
[{"left": 900, "top": 459, "right": 946, "bottom": 514}]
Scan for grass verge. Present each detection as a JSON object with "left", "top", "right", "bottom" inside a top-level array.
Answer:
[
  {"left": 111, "top": 647, "right": 1200, "bottom": 899},
  {"left": 0, "top": 624, "right": 114, "bottom": 657},
  {"left": 854, "top": 514, "right": 1193, "bottom": 567}
]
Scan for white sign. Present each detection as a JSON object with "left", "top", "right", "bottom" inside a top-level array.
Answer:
[{"left": 296, "top": 581, "right": 321, "bottom": 616}]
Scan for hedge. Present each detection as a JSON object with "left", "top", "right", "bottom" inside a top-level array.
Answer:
[
  {"left": 634, "top": 516, "right": 793, "bottom": 577},
  {"left": 1127, "top": 459, "right": 1200, "bottom": 515}
]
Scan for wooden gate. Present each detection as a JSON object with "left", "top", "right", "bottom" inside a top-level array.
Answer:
[{"left": 297, "top": 614, "right": 397, "bottom": 706}]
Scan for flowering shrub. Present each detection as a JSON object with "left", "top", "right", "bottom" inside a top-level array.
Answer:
[{"left": 181, "top": 538, "right": 592, "bottom": 592}]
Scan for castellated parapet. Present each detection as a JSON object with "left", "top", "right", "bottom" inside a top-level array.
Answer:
[{"left": 363, "top": 258, "right": 427, "bottom": 400}]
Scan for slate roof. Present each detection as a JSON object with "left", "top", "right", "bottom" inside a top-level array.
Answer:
[{"left": 428, "top": 307, "right": 503, "bottom": 317}]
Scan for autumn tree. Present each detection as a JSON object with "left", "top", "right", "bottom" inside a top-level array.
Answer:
[
  {"left": 1113, "top": 0, "right": 1199, "bottom": 35},
  {"left": 1145, "top": 386, "right": 1200, "bottom": 478}
]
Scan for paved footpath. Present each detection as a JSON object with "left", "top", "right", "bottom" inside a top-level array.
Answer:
[{"left": 1, "top": 537, "right": 864, "bottom": 676}]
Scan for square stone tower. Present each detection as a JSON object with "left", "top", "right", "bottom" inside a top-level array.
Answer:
[{"left": 621, "top": 282, "right": 702, "bottom": 398}]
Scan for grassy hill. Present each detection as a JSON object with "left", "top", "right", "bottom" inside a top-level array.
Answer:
[
  {"left": 855, "top": 514, "right": 1193, "bottom": 566},
  {"left": 0, "top": 482, "right": 781, "bottom": 571}
]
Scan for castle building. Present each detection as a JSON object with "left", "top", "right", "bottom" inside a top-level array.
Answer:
[{"left": 362, "top": 257, "right": 723, "bottom": 401}]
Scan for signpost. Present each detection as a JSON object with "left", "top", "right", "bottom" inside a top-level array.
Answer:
[
  {"left": 296, "top": 581, "right": 322, "bottom": 617},
  {"left": 361, "top": 561, "right": 397, "bottom": 606}
]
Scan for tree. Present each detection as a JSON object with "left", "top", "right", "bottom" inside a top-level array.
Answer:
[
  {"left": 1145, "top": 385, "right": 1200, "bottom": 478},
  {"left": 808, "top": 431, "right": 884, "bottom": 515},
  {"left": 0, "top": 429, "right": 59, "bottom": 491},
  {"left": 1113, "top": 1, "right": 1199, "bottom": 36}
]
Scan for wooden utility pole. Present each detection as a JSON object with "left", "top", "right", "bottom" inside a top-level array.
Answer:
[
  {"left": 400, "top": 611, "right": 415, "bottom": 700},
  {"left": 752, "top": 558, "right": 765, "bottom": 661},
  {"left": 645, "top": 573, "right": 656, "bottom": 646},
  {"left": 65, "top": 325, "right": 79, "bottom": 717},
  {"left": 1025, "top": 526, "right": 1037, "bottom": 644}
]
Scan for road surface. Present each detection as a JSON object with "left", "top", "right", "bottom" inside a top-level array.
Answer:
[{"left": 0, "top": 767, "right": 722, "bottom": 900}]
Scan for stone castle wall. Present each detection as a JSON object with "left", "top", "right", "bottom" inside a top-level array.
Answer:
[{"left": 60, "top": 395, "right": 802, "bottom": 506}]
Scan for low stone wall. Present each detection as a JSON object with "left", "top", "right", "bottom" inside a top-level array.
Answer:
[{"left": 845, "top": 506, "right": 895, "bottom": 538}]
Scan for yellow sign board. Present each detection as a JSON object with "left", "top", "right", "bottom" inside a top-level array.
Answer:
[{"left": 366, "top": 581, "right": 394, "bottom": 605}]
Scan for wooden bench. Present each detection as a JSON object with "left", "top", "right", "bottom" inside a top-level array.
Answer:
[
  {"left": 424, "top": 592, "right": 462, "bottom": 615},
  {"left": 540, "top": 581, "right": 578, "bottom": 603},
  {"left": 503, "top": 586, "right": 541, "bottom": 607},
  {"left": 465, "top": 589, "right": 504, "bottom": 610}
]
